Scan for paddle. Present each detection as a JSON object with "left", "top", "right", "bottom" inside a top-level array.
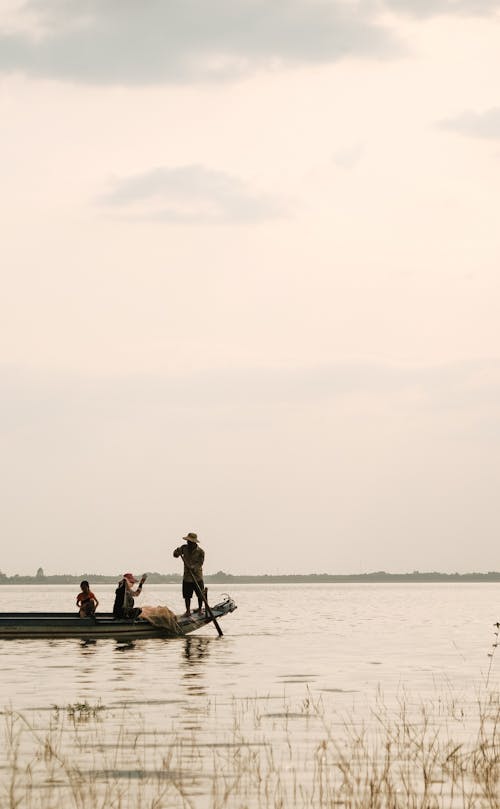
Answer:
[{"left": 180, "top": 551, "right": 223, "bottom": 637}]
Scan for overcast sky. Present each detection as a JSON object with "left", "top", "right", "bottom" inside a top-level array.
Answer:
[{"left": 1, "top": 0, "right": 500, "bottom": 576}]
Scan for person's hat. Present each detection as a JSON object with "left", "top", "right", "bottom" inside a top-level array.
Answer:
[
  {"left": 123, "top": 572, "right": 138, "bottom": 583},
  {"left": 183, "top": 532, "right": 199, "bottom": 544}
]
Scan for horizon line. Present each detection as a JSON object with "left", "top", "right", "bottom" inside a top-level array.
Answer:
[{"left": 1, "top": 570, "right": 500, "bottom": 581}]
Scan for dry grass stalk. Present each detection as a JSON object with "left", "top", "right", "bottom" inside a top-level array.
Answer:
[{"left": 0, "top": 692, "right": 499, "bottom": 809}]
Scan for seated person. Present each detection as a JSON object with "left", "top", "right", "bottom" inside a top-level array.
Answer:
[
  {"left": 76, "top": 580, "right": 99, "bottom": 617},
  {"left": 113, "top": 572, "right": 146, "bottom": 619}
]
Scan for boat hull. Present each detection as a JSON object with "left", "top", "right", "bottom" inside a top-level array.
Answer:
[{"left": 0, "top": 597, "right": 237, "bottom": 639}]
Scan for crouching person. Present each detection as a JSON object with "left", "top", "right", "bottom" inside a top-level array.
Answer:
[
  {"left": 113, "top": 572, "right": 146, "bottom": 620},
  {"left": 76, "top": 580, "right": 99, "bottom": 617}
]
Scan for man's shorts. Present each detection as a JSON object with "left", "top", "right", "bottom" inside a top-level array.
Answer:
[{"left": 182, "top": 579, "right": 204, "bottom": 600}]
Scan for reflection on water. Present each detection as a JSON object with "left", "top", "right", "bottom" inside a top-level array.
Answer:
[
  {"left": 181, "top": 636, "right": 212, "bottom": 700},
  {"left": 114, "top": 639, "right": 136, "bottom": 652},
  {"left": 183, "top": 635, "right": 211, "bottom": 666},
  {"left": 80, "top": 638, "right": 97, "bottom": 649}
]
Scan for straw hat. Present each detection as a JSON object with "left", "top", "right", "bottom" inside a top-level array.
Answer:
[{"left": 183, "top": 532, "right": 200, "bottom": 544}]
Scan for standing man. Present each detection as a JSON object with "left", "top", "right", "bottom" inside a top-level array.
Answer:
[{"left": 173, "top": 532, "right": 205, "bottom": 616}]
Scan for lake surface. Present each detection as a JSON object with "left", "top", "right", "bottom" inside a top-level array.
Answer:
[{"left": 1, "top": 583, "right": 499, "bottom": 807}]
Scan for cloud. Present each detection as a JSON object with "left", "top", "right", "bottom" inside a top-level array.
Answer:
[
  {"left": 439, "top": 107, "right": 500, "bottom": 140},
  {"left": 0, "top": 0, "right": 399, "bottom": 84},
  {"left": 382, "top": 0, "right": 499, "bottom": 18},
  {"left": 3, "top": 359, "right": 500, "bottom": 421},
  {"left": 99, "top": 164, "right": 289, "bottom": 223},
  {"left": 332, "top": 143, "right": 364, "bottom": 170},
  {"left": 1, "top": 1, "right": 497, "bottom": 85}
]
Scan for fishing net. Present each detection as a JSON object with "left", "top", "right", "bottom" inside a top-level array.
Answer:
[{"left": 140, "top": 605, "right": 183, "bottom": 635}]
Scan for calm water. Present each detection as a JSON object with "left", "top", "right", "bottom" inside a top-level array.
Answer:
[
  {"left": 1, "top": 582, "right": 498, "bottom": 707},
  {"left": 1, "top": 583, "right": 499, "bottom": 807}
]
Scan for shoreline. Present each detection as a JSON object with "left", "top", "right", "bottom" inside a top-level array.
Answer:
[{"left": 1, "top": 571, "right": 500, "bottom": 584}]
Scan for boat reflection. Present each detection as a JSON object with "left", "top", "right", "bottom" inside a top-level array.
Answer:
[{"left": 114, "top": 639, "right": 136, "bottom": 652}]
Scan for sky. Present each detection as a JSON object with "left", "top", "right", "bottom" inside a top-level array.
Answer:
[{"left": 1, "top": 0, "right": 500, "bottom": 576}]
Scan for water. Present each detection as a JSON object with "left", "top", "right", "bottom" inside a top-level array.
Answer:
[
  {"left": 1, "top": 583, "right": 499, "bottom": 807},
  {"left": 1, "top": 583, "right": 497, "bottom": 706}
]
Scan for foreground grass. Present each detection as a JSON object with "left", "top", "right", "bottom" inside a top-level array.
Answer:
[{"left": 1, "top": 692, "right": 499, "bottom": 809}]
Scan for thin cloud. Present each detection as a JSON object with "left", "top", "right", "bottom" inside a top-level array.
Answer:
[
  {"left": 332, "top": 143, "right": 364, "bottom": 170},
  {"left": 382, "top": 0, "right": 499, "bottom": 17},
  {"left": 439, "top": 107, "right": 500, "bottom": 140},
  {"left": 99, "top": 164, "right": 289, "bottom": 223},
  {"left": 0, "top": 0, "right": 399, "bottom": 84},
  {"left": 4, "top": 359, "right": 500, "bottom": 416}
]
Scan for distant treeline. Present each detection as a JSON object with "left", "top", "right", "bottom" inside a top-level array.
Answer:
[{"left": 1, "top": 570, "right": 500, "bottom": 584}]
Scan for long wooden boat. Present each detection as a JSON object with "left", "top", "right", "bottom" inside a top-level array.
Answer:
[{"left": 0, "top": 596, "right": 237, "bottom": 639}]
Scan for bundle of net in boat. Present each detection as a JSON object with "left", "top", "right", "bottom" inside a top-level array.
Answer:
[{"left": 140, "top": 605, "right": 183, "bottom": 635}]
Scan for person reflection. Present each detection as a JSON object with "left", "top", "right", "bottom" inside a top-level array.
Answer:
[
  {"left": 74, "top": 639, "right": 99, "bottom": 688},
  {"left": 183, "top": 635, "right": 210, "bottom": 664},
  {"left": 79, "top": 638, "right": 97, "bottom": 649},
  {"left": 181, "top": 636, "right": 210, "bottom": 697}
]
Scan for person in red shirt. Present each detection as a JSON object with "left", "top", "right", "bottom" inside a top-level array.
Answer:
[{"left": 76, "top": 580, "right": 99, "bottom": 617}]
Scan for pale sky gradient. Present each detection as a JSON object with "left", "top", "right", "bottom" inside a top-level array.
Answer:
[{"left": 1, "top": 1, "right": 500, "bottom": 576}]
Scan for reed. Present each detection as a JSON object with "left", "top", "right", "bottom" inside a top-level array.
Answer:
[{"left": 1, "top": 691, "right": 499, "bottom": 809}]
